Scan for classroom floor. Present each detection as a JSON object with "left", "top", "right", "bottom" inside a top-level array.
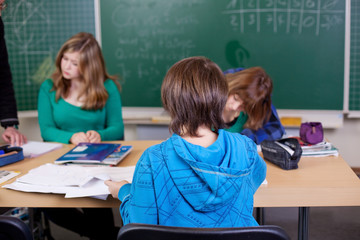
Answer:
[{"left": 45, "top": 206, "right": 360, "bottom": 240}]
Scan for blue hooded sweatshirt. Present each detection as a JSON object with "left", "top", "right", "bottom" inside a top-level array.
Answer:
[{"left": 118, "top": 129, "right": 266, "bottom": 227}]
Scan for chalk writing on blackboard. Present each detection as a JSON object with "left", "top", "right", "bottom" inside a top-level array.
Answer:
[
  {"left": 6, "top": 0, "right": 52, "bottom": 85},
  {"left": 111, "top": 1, "right": 201, "bottom": 92},
  {"left": 223, "top": 0, "right": 344, "bottom": 35},
  {"left": 4, "top": 0, "right": 96, "bottom": 111}
]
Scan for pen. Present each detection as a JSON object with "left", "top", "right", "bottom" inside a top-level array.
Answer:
[{"left": 0, "top": 151, "right": 17, "bottom": 158}]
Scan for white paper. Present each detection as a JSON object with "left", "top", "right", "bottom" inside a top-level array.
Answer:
[
  {"left": 3, "top": 181, "right": 75, "bottom": 194},
  {"left": 90, "top": 166, "right": 135, "bottom": 182},
  {"left": 3, "top": 164, "right": 136, "bottom": 199},
  {"left": 65, "top": 178, "right": 109, "bottom": 198},
  {"left": 21, "top": 141, "right": 63, "bottom": 158},
  {"left": 257, "top": 145, "right": 262, "bottom": 152},
  {"left": 17, "top": 164, "right": 94, "bottom": 187}
]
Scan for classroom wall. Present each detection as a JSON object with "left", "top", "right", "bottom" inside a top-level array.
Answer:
[{"left": 1, "top": 115, "right": 359, "bottom": 168}]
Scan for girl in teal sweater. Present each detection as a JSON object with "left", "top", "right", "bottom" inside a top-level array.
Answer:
[
  {"left": 38, "top": 32, "right": 124, "bottom": 145},
  {"left": 37, "top": 32, "right": 121, "bottom": 239}
]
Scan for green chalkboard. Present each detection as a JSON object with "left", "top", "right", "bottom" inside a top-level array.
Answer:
[
  {"left": 3, "top": 0, "right": 95, "bottom": 111},
  {"left": 101, "top": 0, "right": 346, "bottom": 109},
  {"left": 349, "top": 0, "right": 360, "bottom": 111}
]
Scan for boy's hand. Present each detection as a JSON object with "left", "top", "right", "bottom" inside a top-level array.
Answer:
[{"left": 105, "top": 180, "right": 129, "bottom": 199}]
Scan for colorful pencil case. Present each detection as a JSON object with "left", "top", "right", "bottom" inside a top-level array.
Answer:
[{"left": 0, "top": 145, "right": 24, "bottom": 167}]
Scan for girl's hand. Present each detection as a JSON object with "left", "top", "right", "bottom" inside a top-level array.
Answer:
[
  {"left": 86, "top": 130, "right": 101, "bottom": 143},
  {"left": 104, "top": 180, "right": 129, "bottom": 199},
  {"left": 70, "top": 132, "right": 89, "bottom": 145}
]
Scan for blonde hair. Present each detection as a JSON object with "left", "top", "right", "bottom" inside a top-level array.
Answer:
[
  {"left": 51, "top": 32, "right": 120, "bottom": 110},
  {"left": 225, "top": 67, "right": 272, "bottom": 130},
  {"left": 161, "top": 57, "right": 228, "bottom": 137}
]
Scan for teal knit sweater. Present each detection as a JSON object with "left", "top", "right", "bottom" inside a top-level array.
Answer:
[{"left": 38, "top": 79, "right": 124, "bottom": 143}]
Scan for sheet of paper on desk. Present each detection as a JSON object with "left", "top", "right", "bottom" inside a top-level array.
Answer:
[
  {"left": 2, "top": 163, "right": 135, "bottom": 199},
  {"left": 3, "top": 180, "right": 109, "bottom": 200},
  {"left": 17, "top": 164, "right": 94, "bottom": 187},
  {"left": 64, "top": 178, "right": 109, "bottom": 198},
  {"left": 21, "top": 141, "right": 63, "bottom": 158},
  {"left": 3, "top": 181, "right": 78, "bottom": 194}
]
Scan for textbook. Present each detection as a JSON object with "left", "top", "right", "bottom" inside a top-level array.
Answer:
[
  {"left": 102, "top": 145, "right": 133, "bottom": 165},
  {"left": 301, "top": 144, "right": 339, "bottom": 157},
  {"left": 288, "top": 137, "right": 339, "bottom": 157},
  {"left": 55, "top": 143, "right": 120, "bottom": 165}
]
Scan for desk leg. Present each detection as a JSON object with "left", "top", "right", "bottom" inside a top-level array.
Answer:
[
  {"left": 255, "top": 207, "right": 265, "bottom": 225},
  {"left": 298, "top": 207, "right": 309, "bottom": 240},
  {"left": 28, "top": 208, "right": 36, "bottom": 239}
]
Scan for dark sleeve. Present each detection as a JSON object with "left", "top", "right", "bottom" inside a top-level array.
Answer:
[
  {"left": 241, "top": 104, "right": 285, "bottom": 144},
  {"left": 223, "top": 67, "right": 245, "bottom": 74},
  {"left": 0, "top": 17, "right": 19, "bottom": 128}
]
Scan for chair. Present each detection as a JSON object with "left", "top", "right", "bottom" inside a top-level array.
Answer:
[
  {"left": 117, "top": 223, "right": 290, "bottom": 240},
  {"left": 0, "top": 215, "right": 33, "bottom": 240}
]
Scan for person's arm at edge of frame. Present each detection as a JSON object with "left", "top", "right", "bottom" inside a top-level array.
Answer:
[
  {"left": 0, "top": 13, "right": 27, "bottom": 146},
  {"left": 241, "top": 104, "right": 285, "bottom": 144}
]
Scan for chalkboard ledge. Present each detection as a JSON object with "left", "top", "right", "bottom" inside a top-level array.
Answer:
[
  {"left": 18, "top": 111, "right": 38, "bottom": 118},
  {"left": 347, "top": 112, "right": 360, "bottom": 118},
  {"left": 122, "top": 107, "right": 170, "bottom": 125},
  {"left": 278, "top": 110, "right": 343, "bottom": 128},
  {"left": 123, "top": 109, "right": 344, "bottom": 128},
  {"left": 17, "top": 109, "right": 344, "bottom": 128}
]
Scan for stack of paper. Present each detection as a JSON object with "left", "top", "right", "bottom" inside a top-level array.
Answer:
[
  {"left": 21, "top": 141, "right": 63, "bottom": 158},
  {"left": 2, "top": 163, "right": 135, "bottom": 199}
]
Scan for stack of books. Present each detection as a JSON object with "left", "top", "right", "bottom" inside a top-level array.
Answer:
[
  {"left": 55, "top": 143, "right": 133, "bottom": 166},
  {"left": 290, "top": 137, "right": 338, "bottom": 157},
  {"left": 301, "top": 141, "right": 338, "bottom": 157}
]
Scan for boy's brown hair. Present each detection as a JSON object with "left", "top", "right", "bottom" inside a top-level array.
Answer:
[{"left": 161, "top": 56, "right": 228, "bottom": 137}]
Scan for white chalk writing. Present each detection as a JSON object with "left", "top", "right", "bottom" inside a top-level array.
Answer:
[{"left": 223, "top": 0, "right": 344, "bottom": 35}]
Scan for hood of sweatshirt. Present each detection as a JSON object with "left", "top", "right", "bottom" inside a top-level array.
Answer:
[{"left": 165, "top": 129, "right": 257, "bottom": 212}]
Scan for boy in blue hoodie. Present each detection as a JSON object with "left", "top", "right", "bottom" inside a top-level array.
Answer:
[{"left": 106, "top": 56, "right": 266, "bottom": 227}]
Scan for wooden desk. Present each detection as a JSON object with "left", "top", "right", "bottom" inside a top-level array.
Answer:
[
  {"left": 255, "top": 154, "right": 360, "bottom": 207},
  {"left": 256, "top": 153, "right": 360, "bottom": 240},
  {"left": 0, "top": 141, "right": 160, "bottom": 208},
  {"left": 1, "top": 140, "right": 360, "bottom": 239}
]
